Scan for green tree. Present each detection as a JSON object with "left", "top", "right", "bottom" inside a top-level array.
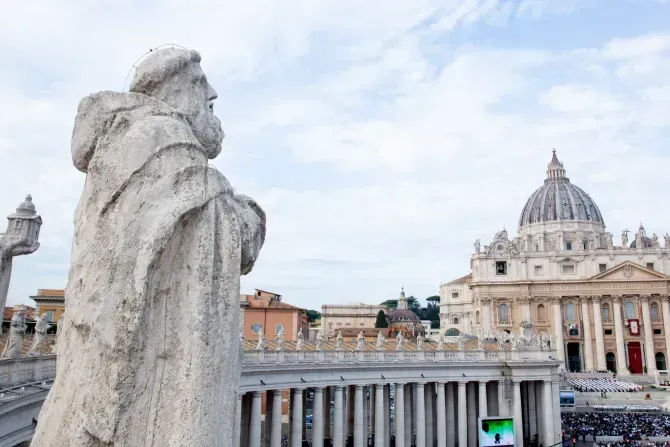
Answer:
[
  {"left": 374, "top": 310, "right": 389, "bottom": 328},
  {"left": 380, "top": 299, "right": 398, "bottom": 309},
  {"left": 305, "top": 309, "right": 321, "bottom": 323},
  {"left": 426, "top": 296, "right": 440, "bottom": 304}
]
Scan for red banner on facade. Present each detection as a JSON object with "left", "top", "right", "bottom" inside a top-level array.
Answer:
[{"left": 628, "top": 319, "right": 640, "bottom": 336}]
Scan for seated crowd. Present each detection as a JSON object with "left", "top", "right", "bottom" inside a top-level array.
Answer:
[
  {"left": 597, "top": 442, "right": 670, "bottom": 447},
  {"left": 562, "top": 412, "right": 670, "bottom": 438},
  {"left": 593, "top": 405, "right": 660, "bottom": 412},
  {"left": 568, "top": 378, "right": 642, "bottom": 392}
]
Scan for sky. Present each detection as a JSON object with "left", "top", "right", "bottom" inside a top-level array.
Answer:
[{"left": 1, "top": 0, "right": 670, "bottom": 311}]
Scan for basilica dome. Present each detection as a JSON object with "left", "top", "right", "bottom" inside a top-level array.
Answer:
[{"left": 518, "top": 150, "right": 605, "bottom": 229}]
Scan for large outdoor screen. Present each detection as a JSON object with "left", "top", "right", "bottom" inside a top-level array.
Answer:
[
  {"left": 560, "top": 390, "right": 576, "bottom": 407},
  {"left": 479, "top": 417, "right": 515, "bottom": 447}
]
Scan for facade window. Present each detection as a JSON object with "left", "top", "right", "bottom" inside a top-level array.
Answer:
[
  {"left": 451, "top": 292, "right": 459, "bottom": 299},
  {"left": 251, "top": 323, "right": 262, "bottom": 334},
  {"left": 534, "top": 244, "right": 539, "bottom": 252},
  {"left": 566, "top": 242, "right": 572, "bottom": 251},
  {"left": 647, "top": 263, "right": 655, "bottom": 271},
  {"left": 476, "top": 311, "right": 480, "bottom": 324},
  {"left": 562, "top": 265, "right": 575, "bottom": 274},
  {"left": 651, "top": 303, "right": 660, "bottom": 321},
  {"left": 495, "top": 261, "right": 508, "bottom": 276},
  {"left": 275, "top": 324, "right": 284, "bottom": 334},
  {"left": 599, "top": 264, "right": 607, "bottom": 272},
  {"left": 453, "top": 317, "right": 459, "bottom": 324},
  {"left": 499, "top": 304, "right": 509, "bottom": 323},
  {"left": 534, "top": 265, "right": 543, "bottom": 276},
  {"left": 537, "top": 304, "right": 546, "bottom": 321},
  {"left": 625, "top": 301, "right": 635, "bottom": 319},
  {"left": 565, "top": 303, "right": 576, "bottom": 321},
  {"left": 583, "top": 241, "right": 588, "bottom": 250},
  {"left": 604, "top": 329, "right": 613, "bottom": 335},
  {"left": 654, "top": 329, "right": 662, "bottom": 335},
  {"left": 43, "top": 311, "right": 55, "bottom": 322},
  {"left": 602, "top": 304, "right": 611, "bottom": 322}
]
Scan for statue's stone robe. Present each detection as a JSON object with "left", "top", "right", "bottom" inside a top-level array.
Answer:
[{"left": 33, "top": 91, "right": 265, "bottom": 446}]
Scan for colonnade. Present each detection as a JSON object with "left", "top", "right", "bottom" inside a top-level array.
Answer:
[{"left": 238, "top": 379, "right": 559, "bottom": 447}]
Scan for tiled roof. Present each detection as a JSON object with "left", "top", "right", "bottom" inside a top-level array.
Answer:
[
  {"left": 447, "top": 274, "right": 472, "bottom": 286},
  {"left": 266, "top": 300, "right": 304, "bottom": 311},
  {"left": 243, "top": 338, "right": 497, "bottom": 352},
  {"left": 36, "top": 289, "right": 65, "bottom": 297}
]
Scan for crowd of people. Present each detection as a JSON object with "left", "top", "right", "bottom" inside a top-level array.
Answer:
[
  {"left": 597, "top": 442, "right": 670, "bottom": 447},
  {"left": 562, "top": 412, "right": 670, "bottom": 438},
  {"left": 568, "top": 378, "right": 642, "bottom": 392}
]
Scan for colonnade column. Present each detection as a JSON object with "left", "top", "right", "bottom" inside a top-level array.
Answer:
[
  {"left": 249, "top": 391, "right": 262, "bottom": 447},
  {"left": 551, "top": 380, "right": 561, "bottom": 444},
  {"left": 291, "top": 389, "right": 304, "bottom": 447},
  {"left": 478, "top": 381, "right": 488, "bottom": 418},
  {"left": 436, "top": 383, "right": 446, "bottom": 447},
  {"left": 580, "top": 296, "right": 594, "bottom": 371},
  {"left": 458, "top": 382, "right": 467, "bottom": 447},
  {"left": 534, "top": 382, "right": 544, "bottom": 447},
  {"left": 542, "top": 381, "right": 554, "bottom": 446},
  {"left": 346, "top": 386, "right": 354, "bottom": 446},
  {"left": 662, "top": 295, "right": 670, "bottom": 369},
  {"left": 313, "top": 388, "right": 324, "bottom": 447},
  {"left": 395, "top": 383, "right": 405, "bottom": 447},
  {"left": 271, "top": 390, "right": 284, "bottom": 447},
  {"left": 512, "top": 381, "right": 523, "bottom": 447},
  {"left": 641, "top": 295, "right": 657, "bottom": 375},
  {"left": 404, "top": 384, "right": 411, "bottom": 447},
  {"left": 416, "top": 383, "right": 426, "bottom": 447},
  {"left": 334, "top": 386, "right": 344, "bottom": 447},
  {"left": 374, "top": 384, "right": 385, "bottom": 447},
  {"left": 467, "top": 382, "right": 476, "bottom": 447},
  {"left": 235, "top": 394, "right": 242, "bottom": 447},
  {"left": 425, "top": 384, "right": 434, "bottom": 447},
  {"left": 552, "top": 297, "right": 565, "bottom": 363},
  {"left": 446, "top": 383, "right": 455, "bottom": 447},
  {"left": 354, "top": 385, "right": 364, "bottom": 447},
  {"left": 324, "top": 387, "right": 332, "bottom": 446},
  {"left": 384, "top": 385, "right": 390, "bottom": 447},
  {"left": 613, "top": 296, "right": 629, "bottom": 376},
  {"left": 592, "top": 296, "right": 607, "bottom": 371}
]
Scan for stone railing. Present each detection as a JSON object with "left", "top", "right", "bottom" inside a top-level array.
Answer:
[
  {"left": 243, "top": 348, "right": 553, "bottom": 366},
  {"left": 0, "top": 355, "right": 56, "bottom": 387}
]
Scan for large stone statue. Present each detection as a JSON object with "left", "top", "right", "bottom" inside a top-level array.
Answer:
[
  {"left": 1, "top": 307, "right": 27, "bottom": 359},
  {"left": 296, "top": 328, "right": 305, "bottom": 351},
  {"left": 622, "top": 229, "right": 629, "bottom": 247},
  {"left": 257, "top": 327, "right": 267, "bottom": 351},
  {"left": 396, "top": 331, "right": 404, "bottom": 351},
  {"left": 356, "top": 331, "right": 365, "bottom": 351},
  {"left": 376, "top": 331, "right": 385, "bottom": 351},
  {"left": 275, "top": 327, "right": 285, "bottom": 351},
  {"left": 316, "top": 327, "right": 324, "bottom": 351},
  {"left": 28, "top": 313, "right": 52, "bottom": 356},
  {"left": 33, "top": 48, "right": 266, "bottom": 447},
  {"left": 0, "top": 195, "right": 42, "bottom": 333}
]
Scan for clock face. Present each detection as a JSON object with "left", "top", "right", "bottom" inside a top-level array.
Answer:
[{"left": 497, "top": 244, "right": 504, "bottom": 250}]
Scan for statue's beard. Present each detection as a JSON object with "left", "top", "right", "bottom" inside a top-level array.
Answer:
[{"left": 188, "top": 108, "right": 224, "bottom": 159}]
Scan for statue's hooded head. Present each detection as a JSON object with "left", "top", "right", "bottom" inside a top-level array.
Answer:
[{"left": 129, "top": 48, "right": 224, "bottom": 158}]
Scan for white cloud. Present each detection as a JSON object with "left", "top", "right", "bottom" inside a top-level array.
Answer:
[{"left": 2, "top": 1, "right": 670, "bottom": 311}]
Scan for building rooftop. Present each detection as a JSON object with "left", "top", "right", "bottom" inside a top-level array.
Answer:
[{"left": 446, "top": 274, "right": 472, "bottom": 286}]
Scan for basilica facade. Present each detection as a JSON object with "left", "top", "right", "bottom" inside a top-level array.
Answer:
[{"left": 440, "top": 150, "right": 670, "bottom": 376}]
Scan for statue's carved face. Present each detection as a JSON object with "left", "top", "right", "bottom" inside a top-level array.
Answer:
[{"left": 183, "top": 64, "right": 223, "bottom": 158}]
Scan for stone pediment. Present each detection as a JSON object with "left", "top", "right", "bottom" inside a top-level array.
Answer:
[{"left": 590, "top": 261, "right": 670, "bottom": 281}]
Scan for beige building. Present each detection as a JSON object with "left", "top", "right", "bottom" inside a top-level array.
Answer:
[
  {"left": 321, "top": 302, "right": 388, "bottom": 334},
  {"left": 441, "top": 150, "right": 670, "bottom": 376}
]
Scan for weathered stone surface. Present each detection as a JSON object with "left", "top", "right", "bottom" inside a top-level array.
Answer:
[{"left": 32, "top": 48, "right": 266, "bottom": 447}]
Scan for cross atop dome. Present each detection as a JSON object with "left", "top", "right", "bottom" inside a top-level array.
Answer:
[{"left": 546, "top": 148, "right": 568, "bottom": 182}]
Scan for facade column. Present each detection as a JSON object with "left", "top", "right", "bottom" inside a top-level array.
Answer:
[
  {"left": 425, "top": 384, "right": 434, "bottom": 447},
  {"left": 478, "top": 381, "right": 488, "bottom": 418},
  {"left": 467, "top": 382, "right": 476, "bottom": 447},
  {"left": 446, "top": 383, "right": 455, "bottom": 447},
  {"left": 641, "top": 295, "right": 657, "bottom": 375},
  {"left": 235, "top": 394, "right": 243, "bottom": 447},
  {"left": 354, "top": 385, "right": 364, "bottom": 447},
  {"left": 271, "top": 390, "right": 284, "bottom": 447},
  {"left": 395, "top": 383, "right": 406, "bottom": 447},
  {"left": 662, "top": 295, "right": 670, "bottom": 370},
  {"left": 363, "top": 385, "right": 369, "bottom": 446},
  {"left": 313, "top": 388, "right": 324, "bottom": 447},
  {"left": 542, "top": 381, "right": 554, "bottom": 446},
  {"left": 370, "top": 385, "right": 376, "bottom": 441},
  {"left": 552, "top": 297, "right": 565, "bottom": 364},
  {"left": 457, "top": 382, "right": 467, "bottom": 447},
  {"left": 249, "top": 391, "right": 262, "bottom": 447},
  {"left": 404, "top": 384, "right": 411, "bottom": 447},
  {"left": 375, "top": 384, "right": 385, "bottom": 447},
  {"left": 291, "top": 389, "right": 304, "bottom": 447},
  {"left": 580, "top": 296, "right": 595, "bottom": 371},
  {"left": 347, "top": 385, "right": 355, "bottom": 446},
  {"left": 482, "top": 297, "right": 492, "bottom": 331},
  {"left": 498, "top": 379, "right": 507, "bottom": 417},
  {"left": 436, "top": 383, "right": 446, "bottom": 447},
  {"left": 613, "top": 296, "right": 629, "bottom": 376},
  {"left": 521, "top": 296, "right": 532, "bottom": 322},
  {"left": 334, "top": 386, "right": 344, "bottom": 447},
  {"left": 551, "top": 380, "right": 561, "bottom": 444},
  {"left": 416, "top": 382, "right": 426, "bottom": 447},
  {"left": 534, "top": 382, "right": 544, "bottom": 447},
  {"left": 592, "top": 296, "right": 607, "bottom": 371},
  {"left": 527, "top": 382, "right": 537, "bottom": 440},
  {"left": 512, "top": 382, "right": 523, "bottom": 447}
]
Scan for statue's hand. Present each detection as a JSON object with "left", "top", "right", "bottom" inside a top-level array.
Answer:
[{"left": 1, "top": 238, "right": 40, "bottom": 257}]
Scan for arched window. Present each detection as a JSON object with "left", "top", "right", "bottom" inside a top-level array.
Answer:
[
  {"left": 251, "top": 323, "right": 262, "bottom": 334},
  {"left": 651, "top": 302, "right": 660, "bottom": 322},
  {"left": 602, "top": 303, "right": 611, "bottom": 322},
  {"left": 625, "top": 301, "right": 635, "bottom": 319},
  {"left": 445, "top": 328, "right": 461, "bottom": 336},
  {"left": 537, "top": 304, "right": 547, "bottom": 322},
  {"left": 656, "top": 353, "right": 666, "bottom": 371},
  {"left": 499, "top": 304, "right": 509, "bottom": 323},
  {"left": 453, "top": 317, "right": 459, "bottom": 325},
  {"left": 476, "top": 311, "right": 480, "bottom": 324},
  {"left": 565, "top": 303, "right": 576, "bottom": 321}
]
